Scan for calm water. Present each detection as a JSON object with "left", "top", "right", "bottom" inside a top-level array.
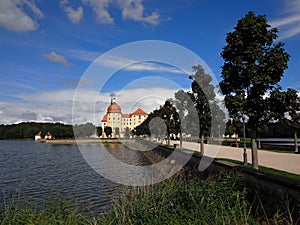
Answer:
[
  {"left": 260, "top": 138, "right": 300, "bottom": 146},
  {"left": 0, "top": 140, "right": 149, "bottom": 215}
]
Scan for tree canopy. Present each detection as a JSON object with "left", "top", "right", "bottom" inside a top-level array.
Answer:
[
  {"left": 220, "top": 11, "right": 290, "bottom": 169},
  {"left": 134, "top": 100, "right": 180, "bottom": 144}
]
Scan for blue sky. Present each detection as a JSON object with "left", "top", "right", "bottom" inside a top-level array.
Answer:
[{"left": 0, "top": 0, "right": 300, "bottom": 125}]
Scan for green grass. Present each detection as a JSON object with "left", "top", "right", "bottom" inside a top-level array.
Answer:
[
  {"left": 0, "top": 195, "right": 94, "bottom": 225},
  {"left": 1, "top": 173, "right": 296, "bottom": 224},
  {"left": 101, "top": 172, "right": 259, "bottom": 225},
  {"left": 216, "top": 158, "right": 300, "bottom": 181}
]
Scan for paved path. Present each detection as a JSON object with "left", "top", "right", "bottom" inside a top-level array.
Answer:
[{"left": 172, "top": 141, "right": 300, "bottom": 175}]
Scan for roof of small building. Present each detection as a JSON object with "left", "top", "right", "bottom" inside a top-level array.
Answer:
[
  {"left": 45, "top": 132, "right": 52, "bottom": 136},
  {"left": 35, "top": 131, "right": 42, "bottom": 136},
  {"left": 131, "top": 108, "right": 147, "bottom": 115}
]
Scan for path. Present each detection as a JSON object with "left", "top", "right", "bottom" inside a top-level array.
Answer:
[{"left": 172, "top": 141, "right": 300, "bottom": 175}]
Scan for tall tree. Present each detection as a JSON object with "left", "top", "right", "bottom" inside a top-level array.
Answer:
[
  {"left": 220, "top": 11, "right": 290, "bottom": 169},
  {"left": 173, "top": 90, "right": 193, "bottom": 149},
  {"left": 189, "top": 64, "right": 216, "bottom": 154}
]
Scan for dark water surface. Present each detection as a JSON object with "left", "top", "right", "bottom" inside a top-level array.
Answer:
[{"left": 0, "top": 140, "right": 148, "bottom": 215}]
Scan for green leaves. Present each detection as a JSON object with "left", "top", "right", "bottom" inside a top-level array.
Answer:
[
  {"left": 220, "top": 11, "right": 289, "bottom": 129},
  {"left": 189, "top": 64, "right": 216, "bottom": 137},
  {"left": 134, "top": 101, "right": 180, "bottom": 138}
]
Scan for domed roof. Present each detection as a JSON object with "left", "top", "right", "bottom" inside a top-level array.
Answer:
[{"left": 107, "top": 103, "right": 121, "bottom": 113}]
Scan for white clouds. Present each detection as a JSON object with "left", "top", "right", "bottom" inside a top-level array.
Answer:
[
  {"left": 65, "top": 6, "right": 84, "bottom": 24},
  {"left": 60, "top": 0, "right": 84, "bottom": 24},
  {"left": 61, "top": 0, "right": 160, "bottom": 25},
  {"left": 96, "top": 54, "right": 186, "bottom": 74},
  {"left": 0, "top": 0, "right": 43, "bottom": 32},
  {"left": 0, "top": 86, "right": 180, "bottom": 125},
  {"left": 270, "top": 1, "right": 300, "bottom": 39},
  {"left": 82, "top": 0, "right": 114, "bottom": 24},
  {"left": 66, "top": 49, "right": 100, "bottom": 62},
  {"left": 43, "top": 51, "right": 72, "bottom": 67},
  {"left": 0, "top": 0, "right": 160, "bottom": 32},
  {"left": 116, "top": 0, "right": 160, "bottom": 25}
]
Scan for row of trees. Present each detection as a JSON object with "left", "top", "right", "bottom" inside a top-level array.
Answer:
[
  {"left": 0, "top": 122, "right": 74, "bottom": 139},
  {"left": 0, "top": 121, "right": 131, "bottom": 140},
  {"left": 136, "top": 11, "right": 300, "bottom": 170}
]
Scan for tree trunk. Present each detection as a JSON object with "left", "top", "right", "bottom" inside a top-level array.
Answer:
[
  {"left": 180, "top": 131, "right": 183, "bottom": 150},
  {"left": 251, "top": 130, "right": 259, "bottom": 169},
  {"left": 200, "top": 134, "right": 204, "bottom": 155},
  {"left": 294, "top": 130, "right": 298, "bottom": 153},
  {"left": 257, "top": 132, "right": 261, "bottom": 149}
]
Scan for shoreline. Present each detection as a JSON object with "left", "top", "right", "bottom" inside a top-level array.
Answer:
[{"left": 44, "top": 139, "right": 123, "bottom": 144}]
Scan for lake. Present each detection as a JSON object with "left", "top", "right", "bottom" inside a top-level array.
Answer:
[
  {"left": 0, "top": 140, "right": 149, "bottom": 215},
  {"left": 259, "top": 138, "right": 300, "bottom": 150}
]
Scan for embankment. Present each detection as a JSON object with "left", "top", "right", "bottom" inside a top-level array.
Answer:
[{"left": 136, "top": 139, "right": 300, "bottom": 219}]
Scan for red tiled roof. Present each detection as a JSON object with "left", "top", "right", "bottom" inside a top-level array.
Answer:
[
  {"left": 101, "top": 114, "right": 108, "bottom": 122},
  {"left": 131, "top": 108, "right": 147, "bottom": 115},
  {"left": 122, "top": 114, "right": 131, "bottom": 118},
  {"left": 107, "top": 103, "right": 121, "bottom": 113}
]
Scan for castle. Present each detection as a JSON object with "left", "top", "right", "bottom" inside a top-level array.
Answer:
[{"left": 101, "top": 97, "right": 148, "bottom": 138}]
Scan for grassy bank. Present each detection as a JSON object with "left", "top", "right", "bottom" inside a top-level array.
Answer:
[
  {"left": 217, "top": 158, "right": 300, "bottom": 180},
  {"left": 1, "top": 173, "right": 296, "bottom": 224},
  {"left": 0, "top": 195, "right": 93, "bottom": 225},
  {"left": 103, "top": 172, "right": 259, "bottom": 225}
]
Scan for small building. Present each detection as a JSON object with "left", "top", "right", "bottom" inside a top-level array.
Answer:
[
  {"left": 35, "top": 131, "right": 42, "bottom": 141},
  {"left": 44, "top": 132, "right": 53, "bottom": 140}
]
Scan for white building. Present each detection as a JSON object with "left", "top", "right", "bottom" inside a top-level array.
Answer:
[
  {"left": 35, "top": 131, "right": 42, "bottom": 141},
  {"left": 44, "top": 132, "right": 53, "bottom": 140},
  {"left": 101, "top": 97, "right": 148, "bottom": 137}
]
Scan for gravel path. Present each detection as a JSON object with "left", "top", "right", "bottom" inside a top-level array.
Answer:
[{"left": 178, "top": 141, "right": 300, "bottom": 175}]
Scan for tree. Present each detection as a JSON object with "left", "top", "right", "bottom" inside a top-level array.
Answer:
[
  {"left": 220, "top": 11, "right": 290, "bottom": 169},
  {"left": 173, "top": 90, "right": 192, "bottom": 149},
  {"left": 96, "top": 126, "right": 102, "bottom": 138},
  {"left": 73, "top": 122, "right": 95, "bottom": 138},
  {"left": 159, "top": 100, "right": 180, "bottom": 146},
  {"left": 124, "top": 127, "right": 131, "bottom": 138},
  {"left": 104, "top": 126, "right": 112, "bottom": 138},
  {"left": 269, "top": 88, "right": 300, "bottom": 153},
  {"left": 134, "top": 100, "right": 180, "bottom": 146},
  {"left": 189, "top": 64, "right": 216, "bottom": 154},
  {"left": 115, "top": 127, "right": 120, "bottom": 137}
]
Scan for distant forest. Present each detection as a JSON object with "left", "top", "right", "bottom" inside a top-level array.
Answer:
[{"left": 0, "top": 122, "right": 74, "bottom": 140}]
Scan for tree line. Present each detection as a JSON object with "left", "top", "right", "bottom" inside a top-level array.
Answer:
[
  {"left": 0, "top": 122, "right": 74, "bottom": 139},
  {"left": 0, "top": 122, "right": 124, "bottom": 140}
]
